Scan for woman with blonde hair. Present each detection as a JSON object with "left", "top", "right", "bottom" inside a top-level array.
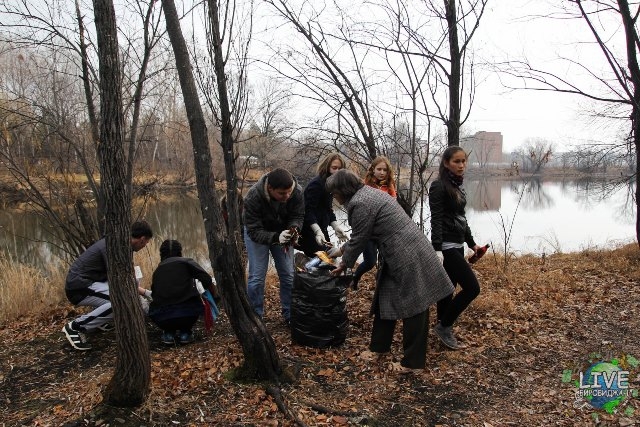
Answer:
[
  {"left": 299, "top": 152, "right": 349, "bottom": 257},
  {"left": 351, "top": 156, "right": 397, "bottom": 289}
]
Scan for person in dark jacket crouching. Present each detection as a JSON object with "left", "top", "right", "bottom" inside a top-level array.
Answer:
[
  {"left": 327, "top": 169, "right": 454, "bottom": 373},
  {"left": 62, "top": 220, "right": 153, "bottom": 351},
  {"left": 149, "top": 239, "right": 215, "bottom": 345}
]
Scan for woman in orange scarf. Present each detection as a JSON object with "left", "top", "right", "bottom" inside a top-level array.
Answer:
[{"left": 352, "top": 156, "right": 397, "bottom": 289}]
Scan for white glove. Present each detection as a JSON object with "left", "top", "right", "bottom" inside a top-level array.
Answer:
[
  {"left": 279, "top": 230, "right": 292, "bottom": 244},
  {"left": 311, "top": 223, "right": 329, "bottom": 246},
  {"left": 331, "top": 221, "right": 348, "bottom": 243},
  {"left": 435, "top": 251, "right": 444, "bottom": 265},
  {"left": 139, "top": 296, "right": 150, "bottom": 314},
  {"left": 327, "top": 245, "right": 343, "bottom": 258},
  {"left": 195, "top": 279, "right": 205, "bottom": 295},
  {"left": 143, "top": 289, "right": 153, "bottom": 300}
]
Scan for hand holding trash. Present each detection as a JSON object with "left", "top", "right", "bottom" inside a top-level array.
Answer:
[
  {"left": 327, "top": 245, "right": 343, "bottom": 258},
  {"left": 311, "top": 223, "right": 329, "bottom": 246}
]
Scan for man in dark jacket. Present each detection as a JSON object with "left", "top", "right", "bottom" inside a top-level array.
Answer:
[
  {"left": 62, "top": 220, "right": 153, "bottom": 351},
  {"left": 243, "top": 168, "right": 304, "bottom": 323}
]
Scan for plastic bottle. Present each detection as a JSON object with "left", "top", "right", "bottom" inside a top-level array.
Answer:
[
  {"left": 468, "top": 244, "right": 490, "bottom": 264},
  {"left": 305, "top": 257, "right": 322, "bottom": 270}
]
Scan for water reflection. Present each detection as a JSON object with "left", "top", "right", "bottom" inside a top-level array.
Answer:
[
  {"left": 0, "top": 178, "right": 636, "bottom": 269},
  {"left": 463, "top": 178, "right": 635, "bottom": 254},
  {"left": 464, "top": 180, "right": 501, "bottom": 211}
]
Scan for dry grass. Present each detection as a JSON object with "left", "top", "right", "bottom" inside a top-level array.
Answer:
[
  {"left": 0, "top": 238, "right": 167, "bottom": 327},
  {"left": 0, "top": 254, "right": 65, "bottom": 325}
]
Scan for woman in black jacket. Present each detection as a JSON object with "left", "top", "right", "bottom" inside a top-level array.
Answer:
[
  {"left": 429, "top": 146, "right": 481, "bottom": 350},
  {"left": 299, "top": 152, "right": 348, "bottom": 257},
  {"left": 149, "top": 239, "right": 215, "bottom": 345}
]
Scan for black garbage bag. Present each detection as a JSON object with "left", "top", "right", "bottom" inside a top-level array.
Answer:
[{"left": 291, "top": 268, "right": 350, "bottom": 348}]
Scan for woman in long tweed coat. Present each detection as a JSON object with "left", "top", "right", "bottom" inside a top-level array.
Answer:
[{"left": 327, "top": 169, "right": 454, "bottom": 371}]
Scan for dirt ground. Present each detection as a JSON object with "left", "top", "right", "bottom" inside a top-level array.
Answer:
[{"left": 1, "top": 245, "right": 639, "bottom": 426}]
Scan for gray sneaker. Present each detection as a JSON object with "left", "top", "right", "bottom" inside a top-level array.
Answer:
[{"left": 433, "top": 322, "right": 463, "bottom": 350}]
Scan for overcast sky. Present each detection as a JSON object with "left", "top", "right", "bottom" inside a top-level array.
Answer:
[{"left": 467, "top": 0, "right": 625, "bottom": 152}]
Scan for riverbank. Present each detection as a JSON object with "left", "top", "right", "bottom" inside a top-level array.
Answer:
[{"left": 1, "top": 244, "right": 638, "bottom": 426}]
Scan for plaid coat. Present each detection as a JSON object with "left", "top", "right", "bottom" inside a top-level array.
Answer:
[{"left": 341, "top": 186, "right": 454, "bottom": 320}]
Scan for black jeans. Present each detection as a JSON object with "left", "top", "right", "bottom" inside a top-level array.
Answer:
[
  {"left": 437, "top": 247, "right": 480, "bottom": 327},
  {"left": 369, "top": 298, "right": 430, "bottom": 369}
]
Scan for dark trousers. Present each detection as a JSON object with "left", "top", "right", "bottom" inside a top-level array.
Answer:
[
  {"left": 369, "top": 308, "right": 430, "bottom": 369},
  {"left": 352, "top": 241, "right": 377, "bottom": 287},
  {"left": 437, "top": 247, "right": 481, "bottom": 327},
  {"left": 153, "top": 316, "right": 199, "bottom": 334}
]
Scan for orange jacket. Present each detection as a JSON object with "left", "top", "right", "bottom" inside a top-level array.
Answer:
[{"left": 364, "top": 178, "right": 397, "bottom": 198}]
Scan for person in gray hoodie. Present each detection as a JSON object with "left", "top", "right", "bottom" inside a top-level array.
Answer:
[
  {"left": 62, "top": 220, "right": 153, "bottom": 351},
  {"left": 243, "top": 168, "right": 304, "bottom": 323}
]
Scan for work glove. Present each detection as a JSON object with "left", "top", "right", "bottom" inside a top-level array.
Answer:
[
  {"left": 330, "top": 221, "right": 348, "bottom": 243},
  {"left": 279, "top": 229, "right": 293, "bottom": 244},
  {"left": 435, "top": 251, "right": 444, "bottom": 265},
  {"left": 311, "top": 223, "right": 329, "bottom": 246},
  {"left": 327, "top": 245, "right": 343, "bottom": 258}
]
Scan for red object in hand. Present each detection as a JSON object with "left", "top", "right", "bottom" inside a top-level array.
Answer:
[{"left": 468, "top": 244, "right": 490, "bottom": 264}]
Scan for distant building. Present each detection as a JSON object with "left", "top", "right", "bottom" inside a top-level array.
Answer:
[{"left": 460, "top": 131, "right": 504, "bottom": 166}]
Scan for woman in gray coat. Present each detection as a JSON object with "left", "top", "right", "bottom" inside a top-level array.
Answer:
[{"left": 327, "top": 170, "right": 454, "bottom": 371}]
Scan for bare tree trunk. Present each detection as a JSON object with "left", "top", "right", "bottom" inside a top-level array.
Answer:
[
  {"left": 93, "top": 0, "right": 150, "bottom": 406},
  {"left": 444, "top": 0, "right": 461, "bottom": 148},
  {"left": 206, "top": 0, "right": 241, "bottom": 240},
  {"left": 162, "top": 0, "right": 282, "bottom": 381},
  {"left": 617, "top": 0, "right": 640, "bottom": 247}
]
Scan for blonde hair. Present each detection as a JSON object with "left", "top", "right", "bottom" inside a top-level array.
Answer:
[
  {"left": 316, "top": 152, "right": 346, "bottom": 178},
  {"left": 364, "top": 156, "right": 396, "bottom": 188}
]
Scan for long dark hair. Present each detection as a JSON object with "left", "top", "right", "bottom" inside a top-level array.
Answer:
[{"left": 438, "top": 146, "right": 466, "bottom": 202}]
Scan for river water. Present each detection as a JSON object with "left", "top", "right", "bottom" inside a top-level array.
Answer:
[{"left": 0, "top": 178, "right": 635, "bottom": 270}]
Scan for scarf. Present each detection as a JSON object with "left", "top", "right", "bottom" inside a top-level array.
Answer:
[{"left": 447, "top": 170, "right": 464, "bottom": 187}]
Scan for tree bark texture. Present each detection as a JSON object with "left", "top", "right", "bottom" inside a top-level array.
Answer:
[
  {"left": 445, "top": 0, "right": 461, "bottom": 147},
  {"left": 616, "top": 0, "right": 640, "bottom": 247},
  {"left": 93, "top": 0, "right": 151, "bottom": 406},
  {"left": 162, "top": 0, "right": 282, "bottom": 381}
]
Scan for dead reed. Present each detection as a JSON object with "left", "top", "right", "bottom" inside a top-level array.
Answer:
[{"left": 0, "top": 254, "right": 66, "bottom": 325}]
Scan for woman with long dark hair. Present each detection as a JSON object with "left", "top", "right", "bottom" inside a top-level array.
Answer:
[{"left": 429, "top": 146, "right": 482, "bottom": 350}]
